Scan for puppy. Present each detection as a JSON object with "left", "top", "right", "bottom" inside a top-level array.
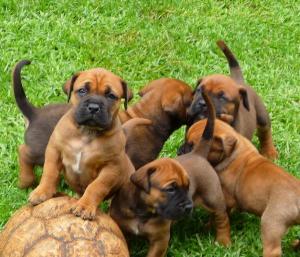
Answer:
[
  {"left": 181, "top": 40, "right": 277, "bottom": 160},
  {"left": 119, "top": 78, "right": 193, "bottom": 168},
  {"left": 13, "top": 60, "right": 70, "bottom": 188},
  {"left": 110, "top": 91, "right": 230, "bottom": 257},
  {"left": 181, "top": 111, "right": 300, "bottom": 257},
  {"left": 29, "top": 67, "right": 134, "bottom": 220}
]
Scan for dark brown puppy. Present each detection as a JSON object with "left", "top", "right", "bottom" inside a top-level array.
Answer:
[
  {"left": 29, "top": 67, "right": 134, "bottom": 220},
  {"left": 182, "top": 40, "right": 277, "bottom": 160},
  {"left": 14, "top": 62, "right": 192, "bottom": 188},
  {"left": 110, "top": 91, "right": 230, "bottom": 257},
  {"left": 182, "top": 117, "right": 300, "bottom": 257},
  {"left": 119, "top": 78, "right": 193, "bottom": 169},
  {"left": 13, "top": 60, "right": 71, "bottom": 188}
]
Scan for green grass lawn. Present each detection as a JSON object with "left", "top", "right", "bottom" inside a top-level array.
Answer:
[{"left": 0, "top": 0, "right": 299, "bottom": 256}]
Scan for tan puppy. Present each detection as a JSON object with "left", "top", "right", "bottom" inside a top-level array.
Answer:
[
  {"left": 29, "top": 67, "right": 134, "bottom": 220},
  {"left": 182, "top": 116, "right": 300, "bottom": 257},
  {"left": 183, "top": 40, "right": 277, "bottom": 160},
  {"left": 110, "top": 91, "right": 230, "bottom": 257}
]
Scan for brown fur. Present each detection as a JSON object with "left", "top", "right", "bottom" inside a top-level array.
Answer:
[
  {"left": 186, "top": 119, "right": 300, "bottom": 257},
  {"left": 29, "top": 68, "right": 134, "bottom": 220}
]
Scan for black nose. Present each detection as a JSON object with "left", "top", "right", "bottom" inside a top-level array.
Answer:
[
  {"left": 87, "top": 103, "right": 100, "bottom": 114},
  {"left": 184, "top": 202, "right": 193, "bottom": 214},
  {"left": 197, "top": 99, "right": 206, "bottom": 108}
]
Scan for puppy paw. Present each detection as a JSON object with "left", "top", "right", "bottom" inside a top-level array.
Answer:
[
  {"left": 29, "top": 186, "right": 56, "bottom": 205},
  {"left": 216, "top": 235, "right": 231, "bottom": 247},
  {"left": 260, "top": 146, "right": 278, "bottom": 160},
  {"left": 70, "top": 200, "right": 97, "bottom": 220}
]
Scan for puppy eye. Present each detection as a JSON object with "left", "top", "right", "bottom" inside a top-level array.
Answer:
[
  {"left": 217, "top": 91, "right": 227, "bottom": 101},
  {"left": 77, "top": 88, "right": 88, "bottom": 97},
  {"left": 164, "top": 183, "right": 177, "bottom": 193},
  {"left": 106, "top": 92, "right": 118, "bottom": 100}
]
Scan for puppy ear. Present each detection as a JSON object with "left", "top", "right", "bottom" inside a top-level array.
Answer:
[
  {"left": 161, "top": 93, "right": 183, "bottom": 114},
  {"left": 215, "top": 134, "right": 237, "bottom": 157},
  {"left": 177, "top": 141, "right": 194, "bottom": 155},
  {"left": 62, "top": 79, "right": 71, "bottom": 95},
  {"left": 67, "top": 73, "right": 80, "bottom": 103},
  {"left": 130, "top": 166, "right": 156, "bottom": 193},
  {"left": 239, "top": 88, "right": 250, "bottom": 111},
  {"left": 121, "top": 80, "right": 130, "bottom": 110},
  {"left": 138, "top": 83, "right": 156, "bottom": 97}
]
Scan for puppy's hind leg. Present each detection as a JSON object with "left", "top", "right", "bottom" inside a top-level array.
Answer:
[
  {"left": 18, "top": 144, "right": 36, "bottom": 189},
  {"left": 261, "top": 210, "right": 288, "bottom": 257}
]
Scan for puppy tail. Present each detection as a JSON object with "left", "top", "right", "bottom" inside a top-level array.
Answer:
[
  {"left": 122, "top": 118, "right": 152, "bottom": 137},
  {"left": 193, "top": 90, "right": 215, "bottom": 157},
  {"left": 12, "top": 60, "right": 37, "bottom": 121},
  {"left": 217, "top": 40, "right": 245, "bottom": 85}
]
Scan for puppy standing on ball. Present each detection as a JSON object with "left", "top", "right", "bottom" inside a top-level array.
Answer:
[
  {"left": 110, "top": 90, "right": 230, "bottom": 257},
  {"left": 182, "top": 40, "right": 277, "bottom": 160},
  {"left": 181, "top": 110, "right": 300, "bottom": 257},
  {"left": 29, "top": 67, "right": 133, "bottom": 220}
]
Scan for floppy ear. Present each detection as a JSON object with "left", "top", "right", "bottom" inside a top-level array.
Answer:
[
  {"left": 239, "top": 88, "right": 250, "bottom": 111},
  {"left": 130, "top": 166, "right": 156, "bottom": 193},
  {"left": 62, "top": 79, "right": 71, "bottom": 95},
  {"left": 161, "top": 93, "right": 183, "bottom": 114},
  {"left": 121, "top": 80, "right": 130, "bottom": 110},
  {"left": 138, "top": 83, "right": 156, "bottom": 97},
  {"left": 67, "top": 73, "right": 80, "bottom": 103},
  {"left": 214, "top": 134, "right": 237, "bottom": 157}
]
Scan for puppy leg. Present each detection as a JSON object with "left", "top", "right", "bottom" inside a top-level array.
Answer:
[
  {"left": 214, "top": 210, "right": 231, "bottom": 246},
  {"left": 261, "top": 211, "right": 287, "bottom": 257},
  {"left": 255, "top": 99, "right": 278, "bottom": 160},
  {"left": 71, "top": 165, "right": 121, "bottom": 220},
  {"left": 18, "top": 144, "right": 35, "bottom": 188},
  {"left": 29, "top": 146, "right": 61, "bottom": 205},
  {"left": 147, "top": 228, "right": 170, "bottom": 257}
]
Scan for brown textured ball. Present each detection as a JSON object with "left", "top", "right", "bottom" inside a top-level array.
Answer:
[{"left": 0, "top": 196, "right": 129, "bottom": 257}]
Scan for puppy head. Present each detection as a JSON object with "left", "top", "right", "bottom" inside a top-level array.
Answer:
[
  {"left": 138, "top": 78, "right": 193, "bottom": 125},
  {"left": 179, "top": 119, "right": 238, "bottom": 166},
  {"left": 187, "top": 74, "right": 249, "bottom": 126},
  {"left": 67, "top": 68, "right": 130, "bottom": 130},
  {"left": 130, "top": 158, "right": 193, "bottom": 220}
]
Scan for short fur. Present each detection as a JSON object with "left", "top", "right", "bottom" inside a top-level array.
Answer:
[
  {"left": 183, "top": 118, "right": 300, "bottom": 257},
  {"left": 29, "top": 67, "right": 134, "bottom": 220},
  {"left": 182, "top": 40, "right": 278, "bottom": 160},
  {"left": 110, "top": 90, "right": 230, "bottom": 257}
]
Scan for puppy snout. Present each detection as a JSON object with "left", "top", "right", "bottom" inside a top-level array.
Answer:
[
  {"left": 87, "top": 103, "right": 100, "bottom": 114},
  {"left": 179, "top": 200, "right": 193, "bottom": 214}
]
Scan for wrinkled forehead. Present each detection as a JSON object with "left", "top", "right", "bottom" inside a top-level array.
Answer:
[
  {"left": 151, "top": 159, "right": 189, "bottom": 188},
  {"left": 200, "top": 75, "right": 240, "bottom": 96},
  {"left": 74, "top": 68, "right": 123, "bottom": 95}
]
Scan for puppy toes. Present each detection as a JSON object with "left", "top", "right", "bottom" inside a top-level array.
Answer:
[
  {"left": 216, "top": 236, "right": 231, "bottom": 247},
  {"left": 29, "top": 187, "right": 56, "bottom": 205},
  {"left": 70, "top": 201, "right": 97, "bottom": 220}
]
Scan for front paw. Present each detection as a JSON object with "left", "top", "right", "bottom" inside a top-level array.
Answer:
[
  {"left": 70, "top": 200, "right": 97, "bottom": 220},
  {"left": 29, "top": 186, "right": 56, "bottom": 205}
]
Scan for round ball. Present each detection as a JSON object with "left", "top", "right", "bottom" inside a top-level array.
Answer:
[{"left": 0, "top": 196, "right": 129, "bottom": 257}]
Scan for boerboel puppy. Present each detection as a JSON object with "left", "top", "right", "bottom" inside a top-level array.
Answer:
[
  {"left": 110, "top": 91, "right": 230, "bottom": 257},
  {"left": 180, "top": 40, "right": 277, "bottom": 160},
  {"left": 181, "top": 113, "right": 300, "bottom": 257},
  {"left": 14, "top": 61, "right": 191, "bottom": 188},
  {"left": 28, "top": 67, "right": 134, "bottom": 220}
]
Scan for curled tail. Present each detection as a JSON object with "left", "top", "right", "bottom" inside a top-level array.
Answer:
[
  {"left": 217, "top": 40, "right": 245, "bottom": 85},
  {"left": 192, "top": 90, "right": 216, "bottom": 157},
  {"left": 12, "top": 60, "right": 36, "bottom": 120}
]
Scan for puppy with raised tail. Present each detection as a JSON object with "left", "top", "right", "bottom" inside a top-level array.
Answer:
[
  {"left": 181, "top": 106, "right": 300, "bottom": 257},
  {"left": 110, "top": 90, "right": 230, "bottom": 257},
  {"left": 29, "top": 67, "right": 133, "bottom": 220},
  {"left": 181, "top": 40, "right": 277, "bottom": 160}
]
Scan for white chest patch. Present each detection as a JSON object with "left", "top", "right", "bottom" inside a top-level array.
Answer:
[{"left": 72, "top": 151, "right": 82, "bottom": 174}]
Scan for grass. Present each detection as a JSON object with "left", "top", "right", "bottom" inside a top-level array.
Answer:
[{"left": 0, "top": 0, "right": 299, "bottom": 256}]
